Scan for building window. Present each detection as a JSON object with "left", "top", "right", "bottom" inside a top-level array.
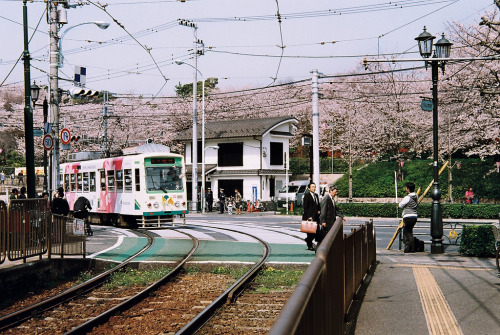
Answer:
[
  {"left": 270, "top": 142, "right": 283, "bottom": 165},
  {"left": 218, "top": 142, "right": 243, "bottom": 167}
]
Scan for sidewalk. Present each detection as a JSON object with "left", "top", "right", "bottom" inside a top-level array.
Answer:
[{"left": 352, "top": 249, "right": 500, "bottom": 335}]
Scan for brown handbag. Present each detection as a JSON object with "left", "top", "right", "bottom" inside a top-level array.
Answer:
[{"left": 300, "top": 219, "right": 317, "bottom": 233}]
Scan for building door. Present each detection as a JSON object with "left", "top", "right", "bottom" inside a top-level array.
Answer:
[
  {"left": 269, "top": 177, "right": 275, "bottom": 198},
  {"left": 218, "top": 179, "right": 243, "bottom": 199}
]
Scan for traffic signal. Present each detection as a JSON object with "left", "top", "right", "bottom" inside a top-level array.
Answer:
[
  {"left": 70, "top": 87, "right": 99, "bottom": 98},
  {"left": 71, "top": 136, "right": 81, "bottom": 142}
]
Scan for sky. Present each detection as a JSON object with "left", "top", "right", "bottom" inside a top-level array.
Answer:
[{"left": 0, "top": 0, "right": 496, "bottom": 97}]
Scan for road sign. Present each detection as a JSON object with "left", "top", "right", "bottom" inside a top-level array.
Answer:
[
  {"left": 33, "top": 128, "right": 43, "bottom": 137},
  {"left": 60, "top": 128, "right": 71, "bottom": 145},
  {"left": 43, "top": 134, "right": 53, "bottom": 151},
  {"left": 420, "top": 99, "right": 434, "bottom": 111}
]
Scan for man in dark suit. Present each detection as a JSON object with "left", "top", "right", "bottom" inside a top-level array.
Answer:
[
  {"left": 302, "top": 182, "right": 320, "bottom": 251},
  {"left": 318, "top": 184, "right": 344, "bottom": 245}
]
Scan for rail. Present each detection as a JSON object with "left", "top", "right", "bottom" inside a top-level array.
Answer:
[
  {"left": 269, "top": 218, "right": 376, "bottom": 335},
  {"left": 176, "top": 224, "right": 271, "bottom": 335},
  {"left": 0, "top": 229, "right": 154, "bottom": 332}
]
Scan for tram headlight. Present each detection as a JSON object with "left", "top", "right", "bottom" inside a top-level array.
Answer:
[
  {"left": 153, "top": 202, "right": 159, "bottom": 209},
  {"left": 147, "top": 202, "right": 152, "bottom": 208},
  {"left": 175, "top": 201, "right": 180, "bottom": 207}
]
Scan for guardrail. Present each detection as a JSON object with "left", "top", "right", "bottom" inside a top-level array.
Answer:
[
  {"left": 0, "top": 199, "right": 85, "bottom": 264},
  {"left": 269, "top": 218, "right": 376, "bottom": 335}
]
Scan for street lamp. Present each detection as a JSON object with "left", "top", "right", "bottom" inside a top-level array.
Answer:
[
  {"left": 415, "top": 26, "right": 452, "bottom": 254},
  {"left": 175, "top": 59, "right": 204, "bottom": 213},
  {"left": 58, "top": 21, "right": 110, "bottom": 67},
  {"left": 31, "top": 82, "right": 49, "bottom": 194},
  {"left": 30, "top": 81, "right": 40, "bottom": 105},
  {"left": 202, "top": 146, "right": 219, "bottom": 213}
]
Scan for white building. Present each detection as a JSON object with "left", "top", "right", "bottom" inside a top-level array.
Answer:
[{"left": 177, "top": 116, "right": 298, "bottom": 203}]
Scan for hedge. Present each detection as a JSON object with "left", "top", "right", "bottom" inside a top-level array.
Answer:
[
  {"left": 335, "top": 203, "right": 500, "bottom": 220},
  {"left": 277, "top": 202, "right": 500, "bottom": 219},
  {"left": 459, "top": 225, "right": 496, "bottom": 257}
]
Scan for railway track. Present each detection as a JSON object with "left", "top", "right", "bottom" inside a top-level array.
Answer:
[
  {"left": 0, "top": 228, "right": 197, "bottom": 334},
  {"left": 3, "top": 223, "right": 305, "bottom": 334}
]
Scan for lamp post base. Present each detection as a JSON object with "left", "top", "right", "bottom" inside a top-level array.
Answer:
[{"left": 431, "top": 241, "right": 444, "bottom": 254}]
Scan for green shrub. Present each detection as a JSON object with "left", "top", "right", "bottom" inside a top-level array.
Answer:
[
  {"left": 335, "top": 203, "right": 500, "bottom": 220},
  {"left": 458, "top": 225, "right": 495, "bottom": 257}
]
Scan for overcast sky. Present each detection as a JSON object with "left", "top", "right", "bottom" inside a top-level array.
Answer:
[{"left": 0, "top": 0, "right": 495, "bottom": 97}]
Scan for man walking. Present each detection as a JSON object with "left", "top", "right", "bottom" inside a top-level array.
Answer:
[
  {"left": 318, "top": 184, "right": 344, "bottom": 246},
  {"left": 399, "top": 182, "right": 418, "bottom": 253}
]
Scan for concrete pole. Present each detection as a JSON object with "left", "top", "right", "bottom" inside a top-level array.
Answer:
[
  {"left": 191, "top": 26, "right": 198, "bottom": 212},
  {"left": 48, "top": 0, "right": 60, "bottom": 194},
  {"left": 201, "top": 80, "right": 206, "bottom": 213},
  {"left": 311, "top": 69, "right": 320, "bottom": 192}
]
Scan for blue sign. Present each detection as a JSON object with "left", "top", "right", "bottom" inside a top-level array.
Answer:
[
  {"left": 33, "top": 128, "right": 43, "bottom": 137},
  {"left": 420, "top": 99, "right": 434, "bottom": 111},
  {"left": 252, "top": 186, "right": 257, "bottom": 203}
]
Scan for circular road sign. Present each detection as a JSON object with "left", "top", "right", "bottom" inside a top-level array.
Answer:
[
  {"left": 43, "top": 134, "right": 54, "bottom": 151},
  {"left": 60, "top": 128, "right": 71, "bottom": 145}
]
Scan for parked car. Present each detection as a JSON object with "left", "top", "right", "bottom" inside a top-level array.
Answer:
[{"left": 277, "top": 180, "right": 309, "bottom": 206}]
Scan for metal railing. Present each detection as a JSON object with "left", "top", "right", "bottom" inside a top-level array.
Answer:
[
  {"left": 269, "top": 218, "right": 376, "bottom": 335},
  {"left": 0, "top": 199, "right": 85, "bottom": 264}
]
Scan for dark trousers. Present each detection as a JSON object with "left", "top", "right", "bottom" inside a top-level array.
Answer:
[
  {"left": 219, "top": 201, "right": 224, "bottom": 214},
  {"left": 207, "top": 200, "right": 213, "bottom": 212},
  {"left": 403, "top": 217, "right": 417, "bottom": 252},
  {"left": 305, "top": 233, "right": 315, "bottom": 248}
]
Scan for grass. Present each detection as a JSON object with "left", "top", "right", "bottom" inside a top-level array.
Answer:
[
  {"left": 104, "top": 267, "right": 172, "bottom": 289},
  {"left": 212, "top": 266, "right": 304, "bottom": 294},
  {"left": 252, "top": 267, "right": 304, "bottom": 294}
]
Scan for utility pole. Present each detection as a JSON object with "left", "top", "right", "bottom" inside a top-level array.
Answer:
[
  {"left": 42, "top": 98, "right": 48, "bottom": 193},
  {"left": 22, "top": 0, "right": 36, "bottom": 198},
  {"left": 101, "top": 91, "right": 109, "bottom": 157},
  {"left": 311, "top": 69, "right": 320, "bottom": 191},
  {"left": 48, "top": 0, "right": 60, "bottom": 194}
]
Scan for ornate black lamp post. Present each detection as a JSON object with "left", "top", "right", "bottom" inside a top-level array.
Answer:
[{"left": 415, "top": 27, "right": 453, "bottom": 254}]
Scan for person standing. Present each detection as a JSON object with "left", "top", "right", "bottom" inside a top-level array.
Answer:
[
  {"left": 302, "top": 182, "right": 320, "bottom": 251},
  {"left": 399, "top": 182, "right": 418, "bottom": 253},
  {"left": 51, "top": 187, "right": 70, "bottom": 216},
  {"left": 18, "top": 186, "right": 27, "bottom": 199},
  {"left": 0, "top": 171, "right": 5, "bottom": 184},
  {"left": 206, "top": 188, "right": 214, "bottom": 212},
  {"left": 318, "top": 185, "right": 345, "bottom": 246},
  {"left": 74, "top": 196, "right": 93, "bottom": 236},
  {"left": 234, "top": 188, "right": 242, "bottom": 214},
  {"left": 465, "top": 186, "right": 474, "bottom": 204},
  {"left": 9, "top": 188, "right": 18, "bottom": 201},
  {"left": 218, "top": 189, "right": 226, "bottom": 214}
]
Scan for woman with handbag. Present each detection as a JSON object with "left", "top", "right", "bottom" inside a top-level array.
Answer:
[{"left": 301, "top": 182, "right": 321, "bottom": 251}]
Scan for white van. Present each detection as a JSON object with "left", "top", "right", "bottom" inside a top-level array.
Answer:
[{"left": 277, "top": 180, "right": 309, "bottom": 205}]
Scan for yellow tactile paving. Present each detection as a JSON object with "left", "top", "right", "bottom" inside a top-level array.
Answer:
[
  {"left": 395, "top": 263, "right": 492, "bottom": 271},
  {"left": 413, "top": 266, "right": 463, "bottom": 335}
]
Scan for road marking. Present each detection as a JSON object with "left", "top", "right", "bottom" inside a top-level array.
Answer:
[{"left": 413, "top": 266, "right": 463, "bottom": 335}]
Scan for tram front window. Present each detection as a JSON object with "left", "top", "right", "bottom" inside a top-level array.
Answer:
[{"left": 146, "top": 166, "right": 183, "bottom": 192}]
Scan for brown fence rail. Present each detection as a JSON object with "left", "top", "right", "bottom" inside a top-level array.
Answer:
[
  {"left": 0, "top": 199, "right": 85, "bottom": 264},
  {"left": 269, "top": 218, "right": 376, "bottom": 335}
]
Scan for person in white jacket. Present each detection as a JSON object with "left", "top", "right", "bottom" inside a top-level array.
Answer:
[{"left": 399, "top": 182, "right": 418, "bottom": 253}]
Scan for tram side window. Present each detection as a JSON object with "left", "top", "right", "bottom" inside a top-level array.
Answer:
[
  {"left": 70, "top": 174, "right": 76, "bottom": 191},
  {"left": 77, "top": 173, "right": 83, "bottom": 192},
  {"left": 100, "top": 171, "right": 106, "bottom": 191},
  {"left": 135, "top": 168, "right": 140, "bottom": 191},
  {"left": 83, "top": 172, "right": 89, "bottom": 192},
  {"left": 116, "top": 170, "right": 123, "bottom": 192},
  {"left": 124, "top": 169, "right": 132, "bottom": 192},
  {"left": 64, "top": 174, "right": 70, "bottom": 192},
  {"left": 90, "top": 172, "right": 96, "bottom": 192},
  {"left": 107, "top": 170, "right": 115, "bottom": 192}
]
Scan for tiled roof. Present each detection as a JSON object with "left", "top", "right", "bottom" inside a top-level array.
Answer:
[{"left": 176, "top": 116, "right": 298, "bottom": 141}]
